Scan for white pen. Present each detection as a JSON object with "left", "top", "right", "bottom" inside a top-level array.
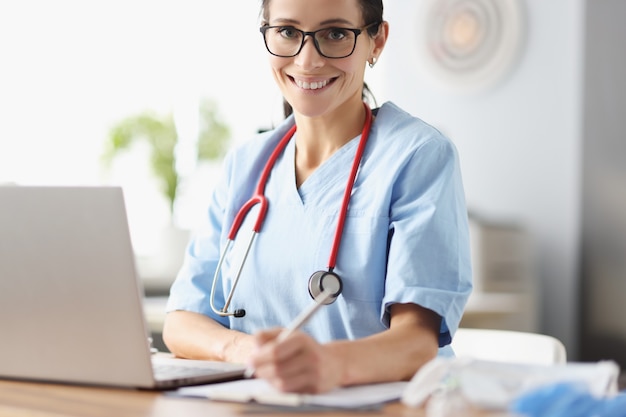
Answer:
[{"left": 244, "top": 288, "right": 333, "bottom": 378}]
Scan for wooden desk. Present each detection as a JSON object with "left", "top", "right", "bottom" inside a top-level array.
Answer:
[{"left": 0, "top": 378, "right": 500, "bottom": 417}]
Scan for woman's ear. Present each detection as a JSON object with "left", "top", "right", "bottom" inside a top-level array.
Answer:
[{"left": 371, "top": 21, "right": 389, "bottom": 61}]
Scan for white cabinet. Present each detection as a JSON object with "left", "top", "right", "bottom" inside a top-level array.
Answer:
[{"left": 462, "top": 217, "right": 538, "bottom": 332}]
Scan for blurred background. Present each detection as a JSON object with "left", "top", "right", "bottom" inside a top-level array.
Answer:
[{"left": 0, "top": 0, "right": 624, "bottom": 373}]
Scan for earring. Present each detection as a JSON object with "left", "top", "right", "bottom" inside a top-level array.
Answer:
[{"left": 368, "top": 57, "right": 377, "bottom": 68}]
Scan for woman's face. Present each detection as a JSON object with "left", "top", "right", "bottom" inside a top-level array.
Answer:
[{"left": 264, "top": 0, "right": 377, "bottom": 119}]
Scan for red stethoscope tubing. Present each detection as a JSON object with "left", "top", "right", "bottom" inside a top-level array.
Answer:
[
  {"left": 327, "top": 102, "right": 372, "bottom": 270},
  {"left": 227, "top": 123, "right": 296, "bottom": 238},
  {"left": 212, "top": 102, "right": 372, "bottom": 317},
  {"left": 229, "top": 102, "right": 372, "bottom": 270}
]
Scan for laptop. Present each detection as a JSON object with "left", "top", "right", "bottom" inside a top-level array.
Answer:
[{"left": 0, "top": 185, "right": 245, "bottom": 389}]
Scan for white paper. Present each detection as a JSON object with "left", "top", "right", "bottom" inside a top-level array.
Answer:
[{"left": 176, "top": 378, "right": 409, "bottom": 408}]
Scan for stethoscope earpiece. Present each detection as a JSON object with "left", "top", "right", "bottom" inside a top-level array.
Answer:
[{"left": 308, "top": 270, "right": 342, "bottom": 305}]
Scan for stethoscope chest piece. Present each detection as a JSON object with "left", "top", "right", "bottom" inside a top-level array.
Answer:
[{"left": 308, "top": 270, "right": 342, "bottom": 305}]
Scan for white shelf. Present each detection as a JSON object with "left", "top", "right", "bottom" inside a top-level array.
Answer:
[
  {"left": 464, "top": 292, "right": 526, "bottom": 314},
  {"left": 143, "top": 296, "right": 168, "bottom": 334},
  {"left": 462, "top": 291, "right": 537, "bottom": 332}
]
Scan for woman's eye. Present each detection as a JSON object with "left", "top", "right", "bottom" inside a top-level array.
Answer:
[
  {"left": 278, "top": 27, "right": 300, "bottom": 39},
  {"left": 327, "top": 28, "right": 348, "bottom": 41}
]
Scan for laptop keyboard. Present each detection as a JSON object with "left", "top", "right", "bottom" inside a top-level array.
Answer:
[{"left": 153, "top": 363, "right": 222, "bottom": 381}]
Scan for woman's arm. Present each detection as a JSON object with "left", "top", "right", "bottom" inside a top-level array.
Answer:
[
  {"left": 248, "top": 302, "right": 440, "bottom": 393},
  {"left": 162, "top": 310, "right": 257, "bottom": 364}
]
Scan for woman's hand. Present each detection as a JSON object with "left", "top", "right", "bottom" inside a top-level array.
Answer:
[
  {"left": 246, "top": 303, "right": 440, "bottom": 393},
  {"left": 248, "top": 328, "right": 343, "bottom": 393}
]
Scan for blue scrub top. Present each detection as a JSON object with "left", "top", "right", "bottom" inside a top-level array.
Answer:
[{"left": 166, "top": 101, "right": 472, "bottom": 356}]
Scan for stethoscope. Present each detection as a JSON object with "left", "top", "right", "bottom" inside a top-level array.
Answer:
[{"left": 210, "top": 102, "right": 373, "bottom": 318}]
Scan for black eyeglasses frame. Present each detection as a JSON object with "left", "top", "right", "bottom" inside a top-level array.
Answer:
[{"left": 259, "top": 22, "right": 381, "bottom": 59}]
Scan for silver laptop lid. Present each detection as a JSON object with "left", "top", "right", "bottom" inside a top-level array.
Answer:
[{"left": 0, "top": 186, "right": 156, "bottom": 388}]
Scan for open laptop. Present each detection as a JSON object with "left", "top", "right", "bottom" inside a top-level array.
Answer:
[{"left": 0, "top": 185, "right": 245, "bottom": 389}]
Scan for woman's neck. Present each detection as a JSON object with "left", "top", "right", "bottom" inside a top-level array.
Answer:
[{"left": 292, "top": 101, "right": 367, "bottom": 187}]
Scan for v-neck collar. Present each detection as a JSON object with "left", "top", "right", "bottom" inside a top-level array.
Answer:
[{"left": 285, "top": 133, "right": 361, "bottom": 206}]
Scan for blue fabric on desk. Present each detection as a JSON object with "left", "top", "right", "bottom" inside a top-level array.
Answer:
[{"left": 511, "top": 382, "right": 626, "bottom": 417}]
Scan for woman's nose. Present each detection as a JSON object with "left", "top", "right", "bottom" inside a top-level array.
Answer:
[{"left": 294, "top": 36, "right": 325, "bottom": 68}]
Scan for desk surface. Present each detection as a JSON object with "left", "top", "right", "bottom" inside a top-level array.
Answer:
[{"left": 0, "top": 378, "right": 503, "bottom": 417}]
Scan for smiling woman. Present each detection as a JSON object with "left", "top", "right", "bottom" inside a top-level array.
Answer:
[{"left": 163, "top": 0, "right": 472, "bottom": 396}]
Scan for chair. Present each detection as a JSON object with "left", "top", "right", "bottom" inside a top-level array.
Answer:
[{"left": 451, "top": 328, "right": 567, "bottom": 365}]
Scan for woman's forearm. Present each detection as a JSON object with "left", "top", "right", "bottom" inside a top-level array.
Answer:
[
  {"left": 162, "top": 310, "right": 256, "bottom": 364},
  {"left": 326, "top": 303, "right": 440, "bottom": 386}
]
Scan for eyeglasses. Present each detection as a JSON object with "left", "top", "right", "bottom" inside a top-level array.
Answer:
[{"left": 259, "top": 22, "right": 380, "bottom": 59}]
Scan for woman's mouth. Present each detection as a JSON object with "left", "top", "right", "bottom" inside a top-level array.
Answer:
[{"left": 291, "top": 77, "right": 335, "bottom": 90}]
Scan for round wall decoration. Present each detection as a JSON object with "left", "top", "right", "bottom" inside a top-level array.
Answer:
[{"left": 415, "top": 0, "right": 526, "bottom": 92}]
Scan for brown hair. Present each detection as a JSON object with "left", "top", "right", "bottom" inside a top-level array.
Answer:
[{"left": 260, "top": 0, "right": 383, "bottom": 35}]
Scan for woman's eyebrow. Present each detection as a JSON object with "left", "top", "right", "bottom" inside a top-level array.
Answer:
[
  {"left": 319, "top": 18, "right": 355, "bottom": 26},
  {"left": 270, "top": 18, "right": 300, "bottom": 25},
  {"left": 269, "top": 17, "right": 355, "bottom": 27}
]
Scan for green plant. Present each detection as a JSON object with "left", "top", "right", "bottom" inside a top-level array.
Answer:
[{"left": 102, "top": 99, "right": 230, "bottom": 214}]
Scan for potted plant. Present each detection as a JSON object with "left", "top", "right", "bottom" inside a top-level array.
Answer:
[
  {"left": 102, "top": 98, "right": 230, "bottom": 216},
  {"left": 102, "top": 99, "right": 230, "bottom": 290}
]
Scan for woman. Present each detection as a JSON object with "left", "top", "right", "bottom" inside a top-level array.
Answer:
[{"left": 163, "top": 0, "right": 472, "bottom": 394}]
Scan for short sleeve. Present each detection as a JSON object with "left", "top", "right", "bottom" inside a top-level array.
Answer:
[{"left": 382, "top": 135, "right": 472, "bottom": 347}]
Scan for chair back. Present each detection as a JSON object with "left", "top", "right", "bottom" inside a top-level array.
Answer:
[{"left": 451, "top": 328, "right": 567, "bottom": 365}]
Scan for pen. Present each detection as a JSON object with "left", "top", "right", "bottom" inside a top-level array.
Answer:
[
  {"left": 244, "top": 288, "right": 333, "bottom": 378},
  {"left": 277, "top": 288, "right": 333, "bottom": 342}
]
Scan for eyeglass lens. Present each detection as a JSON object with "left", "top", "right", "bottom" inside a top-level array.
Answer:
[{"left": 263, "top": 27, "right": 358, "bottom": 58}]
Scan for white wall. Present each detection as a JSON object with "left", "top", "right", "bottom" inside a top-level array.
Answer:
[
  {"left": 0, "top": 1, "right": 283, "bottom": 252},
  {"left": 370, "top": 0, "right": 585, "bottom": 356}
]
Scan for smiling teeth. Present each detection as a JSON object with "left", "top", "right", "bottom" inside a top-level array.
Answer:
[{"left": 296, "top": 79, "right": 328, "bottom": 90}]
